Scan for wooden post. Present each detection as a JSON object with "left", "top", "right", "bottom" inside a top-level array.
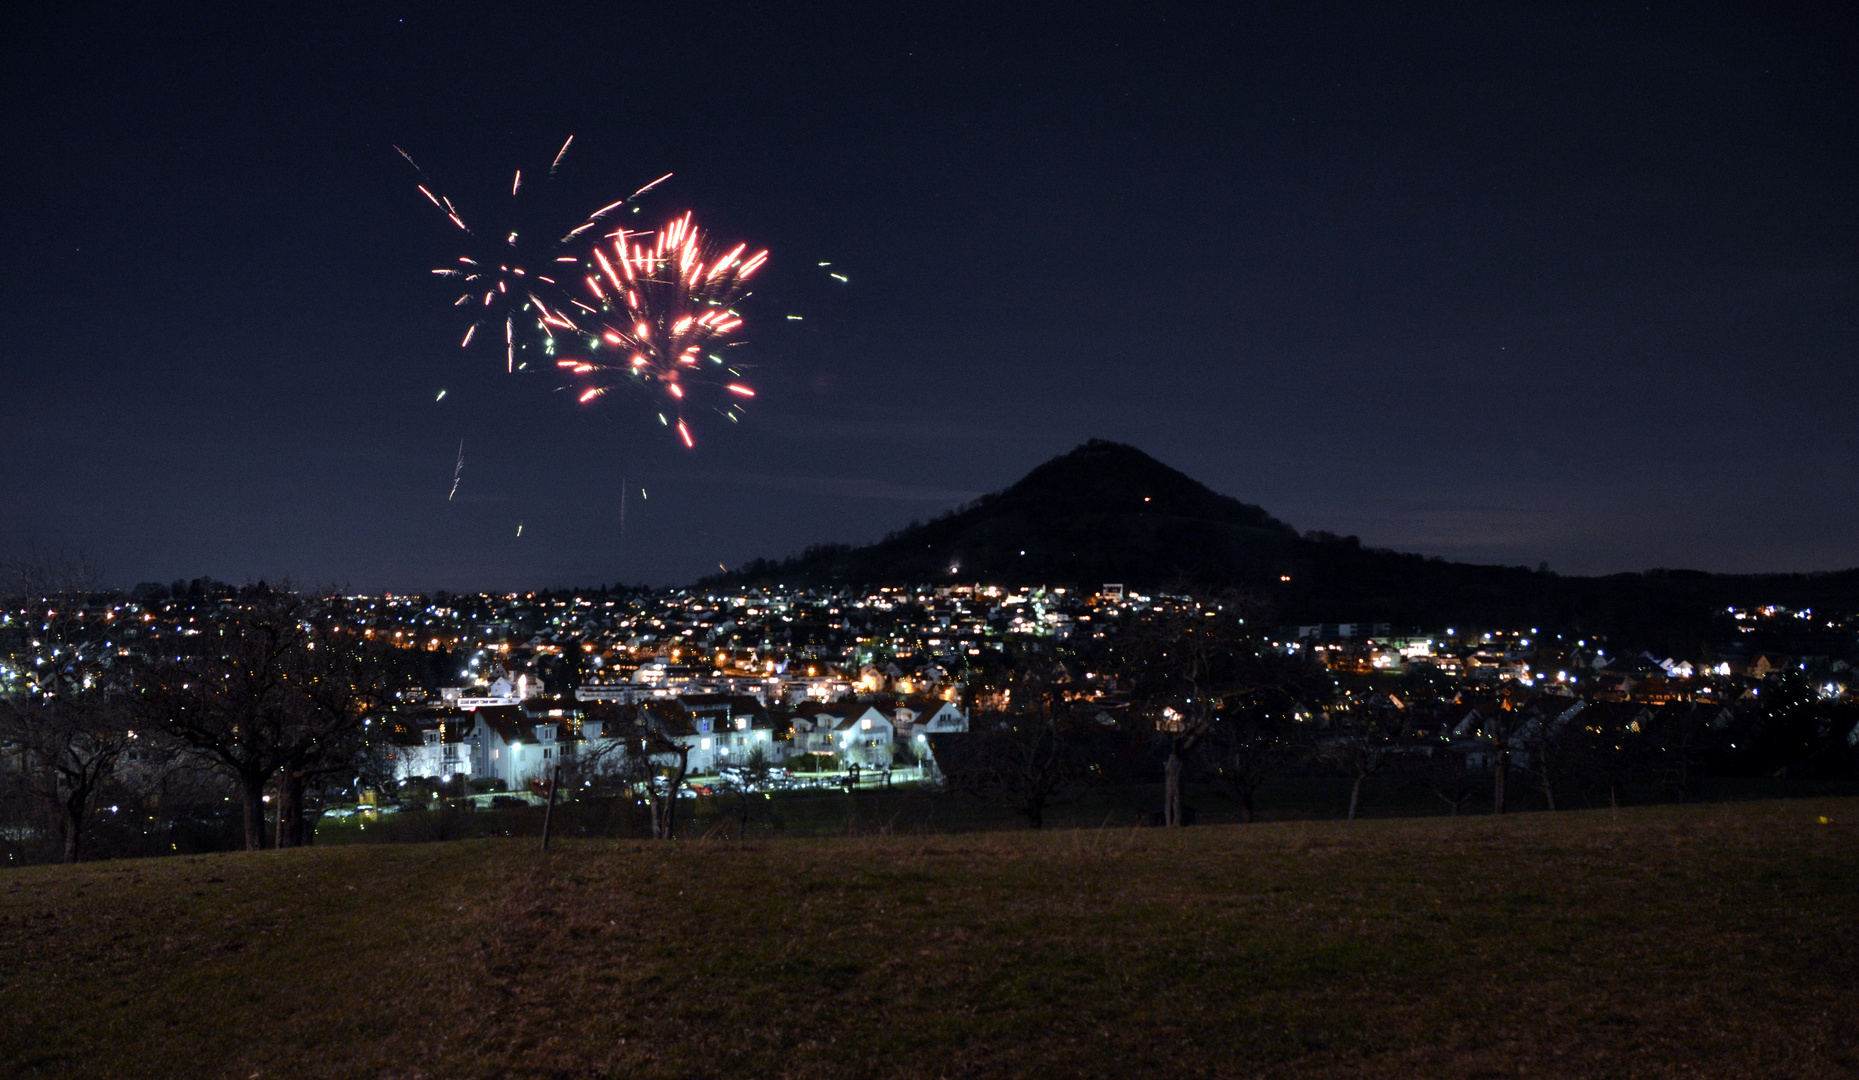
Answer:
[{"left": 541, "top": 765, "right": 561, "bottom": 851}]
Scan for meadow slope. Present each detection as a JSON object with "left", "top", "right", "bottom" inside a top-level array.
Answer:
[{"left": 3, "top": 800, "right": 1856, "bottom": 1079}]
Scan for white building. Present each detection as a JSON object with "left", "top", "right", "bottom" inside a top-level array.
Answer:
[{"left": 831, "top": 705, "right": 896, "bottom": 769}]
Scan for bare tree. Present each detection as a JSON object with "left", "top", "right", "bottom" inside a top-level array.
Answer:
[
  {"left": 136, "top": 585, "right": 401, "bottom": 851},
  {"left": 1, "top": 559, "right": 133, "bottom": 855},
  {"left": 594, "top": 707, "right": 692, "bottom": 840},
  {"left": 1197, "top": 707, "right": 1285, "bottom": 823},
  {"left": 1121, "top": 594, "right": 1289, "bottom": 827},
  {"left": 554, "top": 716, "right": 630, "bottom": 793},
  {"left": 0, "top": 555, "right": 135, "bottom": 862},
  {"left": 1315, "top": 703, "right": 1413, "bottom": 822},
  {"left": 1515, "top": 699, "right": 1584, "bottom": 813},
  {"left": 716, "top": 744, "right": 774, "bottom": 838},
  {"left": 1194, "top": 664, "right": 1325, "bottom": 823},
  {"left": 943, "top": 663, "right": 1085, "bottom": 829},
  {"left": 1482, "top": 704, "right": 1523, "bottom": 815},
  {"left": 273, "top": 617, "right": 402, "bottom": 848},
  {"left": 1423, "top": 743, "right": 1482, "bottom": 816}
]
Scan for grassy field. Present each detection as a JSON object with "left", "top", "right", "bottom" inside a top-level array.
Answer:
[
  {"left": 311, "top": 774, "right": 1859, "bottom": 848},
  {"left": 3, "top": 800, "right": 1856, "bottom": 1079}
]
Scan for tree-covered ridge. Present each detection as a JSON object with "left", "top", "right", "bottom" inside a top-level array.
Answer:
[{"left": 710, "top": 440, "right": 1859, "bottom": 652}]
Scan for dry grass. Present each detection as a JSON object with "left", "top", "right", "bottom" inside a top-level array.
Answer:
[{"left": 3, "top": 799, "right": 1856, "bottom": 1079}]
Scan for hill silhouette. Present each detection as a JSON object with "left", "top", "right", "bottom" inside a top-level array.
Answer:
[{"left": 709, "top": 440, "right": 1859, "bottom": 649}]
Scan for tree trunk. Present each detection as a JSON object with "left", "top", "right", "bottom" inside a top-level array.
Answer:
[
  {"left": 1492, "top": 747, "right": 1508, "bottom": 815},
  {"left": 61, "top": 797, "right": 83, "bottom": 863},
  {"left": 275, "top": 770, "right": 304, "bottom": 849},
  {"left": 1538, "top": 761, "right": 1556, "bottom": 812},
  {"left": 647, "top": 790, "right": 666, "bottom": 840},
  {"left": 661, "top": 754, "right": 689, "bottom": 840},
  {"left": 541, "top": 766, "right": 560, "bottom": 851},
  {"left": 1348, "top": 771, "right": 1365, "bottom": 821},
  {"left": 60, "top": 775, "right": 91, "bottom": 863},
  {"left": 1163, "top": 742, "right": 1183, "bottom": 827},
  {"left": 242, "top": 776, "right": 267, "bottom": 851},
  {"left": 1025, "top": 797, "right": 1045, "bottom": 830}
]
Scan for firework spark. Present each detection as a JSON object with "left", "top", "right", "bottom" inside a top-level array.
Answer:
[
  {"left": 448, "top": 439, "right": 464, "bottom": 501},
  {"left": 401, "top": 140, "right": 667, "bottom": 378},
  {"left": 404, "top": 145, "right": 767, "bottom": 447},
  {"left": 551, "top": 210, "right": 766, "bottom": 446}
]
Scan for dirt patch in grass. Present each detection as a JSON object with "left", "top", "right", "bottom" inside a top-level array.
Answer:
[{"left": 3, "top": 800, "right": 1856, "bottom": 1078}]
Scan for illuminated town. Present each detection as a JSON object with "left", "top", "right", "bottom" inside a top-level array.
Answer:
[{"left": 18, "top": 578, "right": 1856, "bottom": 810}]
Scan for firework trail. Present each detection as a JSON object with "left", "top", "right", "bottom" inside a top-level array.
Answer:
[
  {"left": 448, "top": 439, "right": 464, "bottom": 501},
  {"left": 398, "top": 138, "right": 670, "bottom": 374},
  {"left": 553, "top": 210, "right": 765, "bottom": 446}
]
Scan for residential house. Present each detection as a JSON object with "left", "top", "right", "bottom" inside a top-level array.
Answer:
[
  {"left": 467, "top": 705, "right": 575, "bottom": 792},
  {"left": 784, "top": 708, "right": 846, "bottom": 760},
  {"left": 831, "top": 705, "right": 896, "bottom": 769},
  {"left": 678, "top": 694, "right": 783, "bottom": 769},
  {"left": 393, "top": 716, "right": 474, "bottom": 782}
]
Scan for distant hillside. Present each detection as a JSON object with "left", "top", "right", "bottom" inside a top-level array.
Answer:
[{"left": 707, "top": 440, "right": 1859, "bottom": 650}]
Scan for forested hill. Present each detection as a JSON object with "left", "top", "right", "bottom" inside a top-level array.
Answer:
[{"left": 705, "top": 440, "right": 1859, "bottom": 650}]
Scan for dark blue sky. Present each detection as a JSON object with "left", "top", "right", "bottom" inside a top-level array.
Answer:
[{"left": 2, "top": 2, "right": 1854, "bottom": 590}]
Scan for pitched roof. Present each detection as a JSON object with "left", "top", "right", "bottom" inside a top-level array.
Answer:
[
  {"left": 474, "top": 706, "right": 527, "bottom": 743},
  {"left": 834, "top": 705, "right": 893, "bottom": 732},
  {"left": 640, "top": 701, "right": 698, "bottom": 738}
]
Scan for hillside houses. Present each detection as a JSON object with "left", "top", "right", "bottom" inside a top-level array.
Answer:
[{"left": 393, "top": 685, "right": 967, "bottom": 791}]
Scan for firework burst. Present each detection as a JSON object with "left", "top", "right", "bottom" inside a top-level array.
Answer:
[
  {"left": 552, "top": 210, "right": 766, "bottom": 447},
  {"left": 400, "top": 139, "right": 669, "bottom": 373}
]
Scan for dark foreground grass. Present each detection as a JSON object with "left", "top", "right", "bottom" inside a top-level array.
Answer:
[{"left": 3, "top": 800, "right": 1856, "bottom": 1079}]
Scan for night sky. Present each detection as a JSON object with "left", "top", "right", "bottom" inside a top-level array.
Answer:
[{"left": 3, "top": 3, "right": 1854, "bottom": 591}]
